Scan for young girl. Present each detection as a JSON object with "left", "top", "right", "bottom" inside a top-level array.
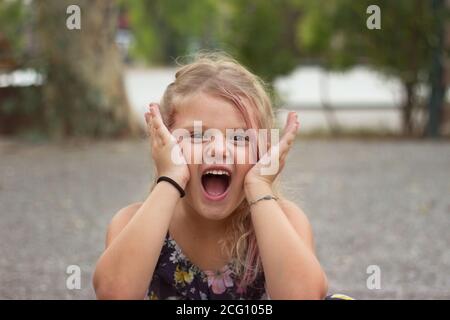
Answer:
[{"left": 93, "top": 52, "right": 329, "bottom": 300}]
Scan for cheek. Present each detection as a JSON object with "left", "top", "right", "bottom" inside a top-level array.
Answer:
[
  {"left": 233, "top": 146, "right": 258, "bottom": 165},
  {"left": 235, "top": 164, "right": 253, "bottom": 181},
  {"left": 185, "top": 164, "right": 201, "bottom": 195},
  {"left": 179, "top": 140, "right": 203, "bottom": 164}
]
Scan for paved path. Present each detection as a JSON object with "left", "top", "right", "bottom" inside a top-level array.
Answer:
[{"left": 1, "top": 138, "right": 449, "bottom": 299}]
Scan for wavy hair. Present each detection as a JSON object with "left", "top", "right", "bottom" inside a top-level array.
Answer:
[{"left": 156, "top": 51, "right": 279, "bottom": 290}]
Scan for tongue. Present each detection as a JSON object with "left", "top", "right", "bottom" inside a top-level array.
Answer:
[{"left": 203, "top": 175, "right": 228, "bottom": 196}]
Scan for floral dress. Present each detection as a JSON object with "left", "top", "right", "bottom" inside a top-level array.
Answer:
[{"left": 147, "top": 233, "right": 267, "bottom": 300}]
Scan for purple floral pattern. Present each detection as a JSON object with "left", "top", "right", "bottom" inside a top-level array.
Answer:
[{"left": 147, "top": 233, "right": 267, "bottom": 300}]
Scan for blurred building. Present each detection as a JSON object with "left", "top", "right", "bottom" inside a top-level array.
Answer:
[
  {"left": 124, "top": 65, "right": 446, "bottom": 134},
  {"left": 275, "top": 66, "right": 405, "bottom": 134}
]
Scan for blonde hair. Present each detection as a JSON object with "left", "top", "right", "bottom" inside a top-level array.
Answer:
[{"left": 158, "top": 51, "right": 279, "bottom": 289}]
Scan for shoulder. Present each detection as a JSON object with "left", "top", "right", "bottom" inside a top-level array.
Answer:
[
  {"left": 278, "top": 198, "right": 316, "bottom": 252},
  {"left": 110, "top": 202, "right": 143, "bottom": 226},
  {"left": 105, "top": 202, "right": 143, "bottom": 248}
]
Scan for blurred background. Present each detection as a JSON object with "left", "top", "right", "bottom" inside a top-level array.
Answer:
[{"left": 0, "top": 0, "right": 449, "bottom": 299}]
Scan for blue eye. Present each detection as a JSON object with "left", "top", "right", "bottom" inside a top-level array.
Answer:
[
  {"left": 231, "top": 134, "right": 249, "bottom": 144},
  {"left": 190, "top": 132, "right": 203, "bottom": 143}
]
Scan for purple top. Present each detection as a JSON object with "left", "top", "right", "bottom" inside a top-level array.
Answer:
[{"left": 147, "top": 233, "right": 267, "bottom": 300}]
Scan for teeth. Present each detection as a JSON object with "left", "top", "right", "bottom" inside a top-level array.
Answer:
[{"left": 204, "top": 169, "right": 230, "bottom": 176}]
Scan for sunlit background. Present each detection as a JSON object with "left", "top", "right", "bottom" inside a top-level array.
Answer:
[{"left": 0, "top": 0, "right": 449, "bottom": 299}]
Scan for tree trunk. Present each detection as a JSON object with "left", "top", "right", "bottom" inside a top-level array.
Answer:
[
  {"left": 319, "top": 71, "right": 339, "bottom": 134},
  {"left": 402, "top": 81, "right": 416, "bottom": 135},
  {"left": 35, "top": 0, "right": 140, "bottom": 138},
  {"left": 426, "top": 0, "right": 446, "bottom": 137}
]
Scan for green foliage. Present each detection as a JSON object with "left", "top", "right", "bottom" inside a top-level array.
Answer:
[
  {"left": 296, "top": 0, "right": 448, "bottom": 134},
  {"left": 296, "top": 0, "right": 444, "bottom": 82},
  {"left": 0, "top": 1, "right": 44, "bottom": 136},
  {"left": 2, "top": 0, "right": 447, "bottom": 138},
  {"left": 0, "top": 0, "right": 139, "bottom": 139},
  {"left": 0, "top": 0, "right": 27, "bottom": 67},
  {"left": 125, "top": 0, "right": 304, "bottom": 82},
  {"left": 224, "top": 0, "right": 303, "bottom": 82},
  {"left": 125, "top": 0, "right": 226, "bottom": 64}
]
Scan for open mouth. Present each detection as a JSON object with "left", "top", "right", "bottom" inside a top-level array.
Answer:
[{"left": 201, "top": 168, "right": 232, "bottom": 201}]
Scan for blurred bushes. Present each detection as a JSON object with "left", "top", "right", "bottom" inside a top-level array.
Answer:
[
  {"left": 1, "top": 0, "right": 448, "bottom": 138},
  {"left": 0, "top": 0, "right": 139, "bottom": 140}
]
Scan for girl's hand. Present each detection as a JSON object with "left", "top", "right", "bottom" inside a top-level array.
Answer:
[
  {"left": 244, "top": 111, "right": 299, "bottom": 189},
  {"left": 145, "top": 103, "right": 190, "bottom": 189}
]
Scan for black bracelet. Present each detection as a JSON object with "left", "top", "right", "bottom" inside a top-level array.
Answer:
[{"left": 157, "top": 176, "right": 185, "bottom": 198}]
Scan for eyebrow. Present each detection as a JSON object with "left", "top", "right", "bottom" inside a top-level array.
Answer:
[{"left": 179, "top": 125, "right": 248, "bottom": 131}]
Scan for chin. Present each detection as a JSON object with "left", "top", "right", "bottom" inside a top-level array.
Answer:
[
  {"left": 187, "top": 191, "right": 240, "bottom": 222},
  {"left": 199, "top": 208, "right": 233, "bottom": 221}
]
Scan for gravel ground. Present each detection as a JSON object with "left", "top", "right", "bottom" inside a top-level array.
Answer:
[{"left": 1, "top": 137, "right": 449, "bottom": 300}]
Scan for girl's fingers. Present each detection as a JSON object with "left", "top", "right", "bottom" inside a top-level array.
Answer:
[
  {"left": 145, "top": 110, "right": 152, "bottom": 131},
  {"left": 148, "top": 104, "right": 163, "bottom": 145},
  {"left": 149, "top": 103, "right": 172, "bottom": 145},
  {"left": 283, "top": 112, "right": 299, "bottom": 136},
  {"left": 145, "top": 111, "right": 156, "bottom": 145},
  {"left": 276, "top": 112, "right": 298, "bottom": 163},
  {"left": 263, "top": 112, "right": 297, "bottom": 157},
  {"left": 279, "top": 112, "right": 299, "bottom": 153},
  {"left": 254, "top": 112, "right": 298, "bottom": 178}
]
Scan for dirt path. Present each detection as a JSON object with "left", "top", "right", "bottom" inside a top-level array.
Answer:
[{"left": 1, "top": 138, "right": 449, "bottom": 299}]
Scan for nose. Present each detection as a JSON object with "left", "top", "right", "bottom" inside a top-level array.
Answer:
[{"left": 204, "top": 132, "right": 232, "bottom": 164}]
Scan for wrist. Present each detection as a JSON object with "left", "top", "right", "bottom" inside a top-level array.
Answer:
[
  {"left": 157, "top": 176, "right": 186, "bottom": 198},
  {"left": 158, "top": 170, "right": 189, "bottom": 190},
  {"left": 244, "top": 177, "right": 271, "bottom": 191},
  {"left": 244, "top": 180, "right": 273, "bottom": 202},
  {"left": 154, "top": 179, "right": 183, "bottom": 199}
]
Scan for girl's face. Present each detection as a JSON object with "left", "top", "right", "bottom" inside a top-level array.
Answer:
[{"left": 171, "top": 92, "right": 257, "bottom": 221}]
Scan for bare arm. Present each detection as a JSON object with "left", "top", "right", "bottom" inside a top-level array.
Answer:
[
  {"left": 93, "top": 182, "right": 180, "bottom": 299},
  {"left": 93, "top": 103, "right": 190, "bottom": 299},
  {"left": 246, "top": 185, "right": 328, "bottom": 300},
  {"left": 244, "top": 112, "right": 327, "bottom": 299}
]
